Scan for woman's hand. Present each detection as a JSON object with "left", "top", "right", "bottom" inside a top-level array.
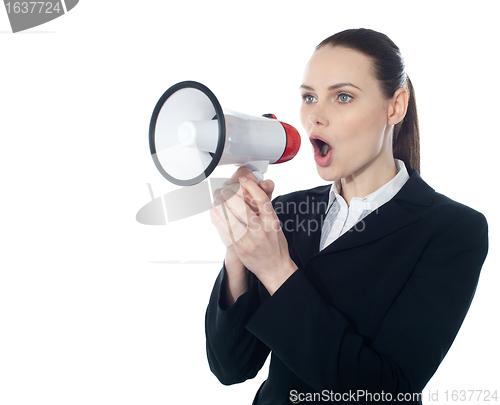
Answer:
[
  {"left": 210, "top": 167, "right": 274, "bottom": 248},
  {"left": 210, "top": 167, "right": 277, "bottom": 305},
  {"left": 211, "top": 171, "right": 298, "bottom": 296}
]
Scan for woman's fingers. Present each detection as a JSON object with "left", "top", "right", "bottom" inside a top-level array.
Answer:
[
  {"left": 223, "top": 166, "right": 275, "bottom": 206},
  {"left": 210, "top": 201, "right": 249, "bottom": 245},
  {"left": 259, "top": 179, "right": 275, "bottom": 201},
  {"left": 238, "top": 177, "right": 276, "bottom": 223},
  {"left": 230, "top": 166, "right": 259, "bottom": 183},
  {"left": 222, "top": 188, "right": 250, "bottom": 228},
  {"left": 210, "top": 167, "right": 277, "bottom": 248},
  {"left": 214, "top": 177, "right": 259, "bottom": 214}
]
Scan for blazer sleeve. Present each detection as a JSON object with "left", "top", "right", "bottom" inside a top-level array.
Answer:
[
  {"left": 245, "top": 209, "right": 489, "bottom": 395},
  {"left": 205, "top": 258, "right": 271, "bottom": 385},
  {"left": 205, "top": 194, "right": 294, "bottom": 384}
]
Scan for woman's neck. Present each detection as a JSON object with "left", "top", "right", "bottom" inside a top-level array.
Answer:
[{"left": 339, "top": 155, "right": 397, "bottom": 206}]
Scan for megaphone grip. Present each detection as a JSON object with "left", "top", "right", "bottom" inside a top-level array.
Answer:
[{"left": 249, "top": 170, "right": 264, "bottom": 183}]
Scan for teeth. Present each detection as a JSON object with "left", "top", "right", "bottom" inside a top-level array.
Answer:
[{"left": 320, "top": 144, "right": 329, "bottom": 157}]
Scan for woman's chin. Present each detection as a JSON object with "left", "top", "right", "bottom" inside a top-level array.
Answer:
[{"left": 316, "top": 165, "right": 339, "bottom": 183}]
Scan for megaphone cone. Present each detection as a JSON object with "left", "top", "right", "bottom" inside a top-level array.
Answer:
[{"left": 149, "top": 81, "right": 301, "bottom": 186}]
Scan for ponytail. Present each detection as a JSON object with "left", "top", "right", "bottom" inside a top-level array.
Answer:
[{"left": 393, "top": 76, "right": 420, "bottom": 173}]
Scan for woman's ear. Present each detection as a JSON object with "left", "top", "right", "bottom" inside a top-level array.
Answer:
[{"left": 387, "top": 87, "right": 408, "bottom": 126}]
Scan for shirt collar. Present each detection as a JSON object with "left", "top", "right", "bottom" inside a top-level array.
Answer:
[{"left": 327, "top": 159, "right": 410, "bottom": 212}]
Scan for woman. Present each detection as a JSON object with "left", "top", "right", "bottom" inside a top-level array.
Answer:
[{"left": 205, "top": 28, "right": 488, "bottom": 404}]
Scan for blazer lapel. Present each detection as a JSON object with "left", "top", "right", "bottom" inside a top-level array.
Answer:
[
  {"left": 315, "top": 199, "right": 419, "bottom": 256},
  {"left": 289, "top": 185, "right": 330, "bottom": 268},
  {"left": 310, "top": 170, "right": 435, "bottom": 258}
]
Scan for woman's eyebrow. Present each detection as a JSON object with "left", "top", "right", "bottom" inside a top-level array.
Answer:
[
  {"left": 329, "top": 82, "right": 362, "bottom": 91},
  {"left": 300, "top": 84, "right": 315, "bottom": 91},
  {"left": 300, "top": 83, "right": 362, "bottom": 91}
]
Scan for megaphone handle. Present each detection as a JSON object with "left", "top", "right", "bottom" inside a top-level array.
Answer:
[
  {"left": 249, "top": 169, "right": 264, "bottom": 183},
  {"left": 241, "top": 161, "right": 268, "bottom": 183}
]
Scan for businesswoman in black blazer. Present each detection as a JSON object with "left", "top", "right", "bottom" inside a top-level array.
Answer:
[{"left": 206, "top": 29, "right": 489, "bottom": 404}]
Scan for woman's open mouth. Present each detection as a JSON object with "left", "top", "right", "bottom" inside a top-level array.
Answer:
[{"left": 310, "top": 135, "right": 332, "bottom": 167}]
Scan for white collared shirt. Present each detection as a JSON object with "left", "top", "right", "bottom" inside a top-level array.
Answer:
[{"left": 320, "top": 159, "right": 409, "bottom": 250}]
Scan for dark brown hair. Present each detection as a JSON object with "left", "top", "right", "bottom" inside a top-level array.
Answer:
[{"left": 317, "top": 28, "right": 420, "bottom": 172}]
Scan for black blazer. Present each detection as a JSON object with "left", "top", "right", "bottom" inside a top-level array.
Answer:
[{"left": 205, "top": 170, "right": 488, "bottom": 404}]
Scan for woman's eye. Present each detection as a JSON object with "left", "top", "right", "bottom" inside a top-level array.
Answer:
[
  {"left": 338, "top": 93, "right": 353, "bottom": 103},
  {"left": 302, "top": 94, "right": 317, "bottom": 104}
]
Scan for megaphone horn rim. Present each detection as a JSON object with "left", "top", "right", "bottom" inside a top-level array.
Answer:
[
  {"left": 148, "top": 81, "right": 226, "bottom": 186},
  {"left": 274, "top": 121, "right": 302, "bottom": 164}
]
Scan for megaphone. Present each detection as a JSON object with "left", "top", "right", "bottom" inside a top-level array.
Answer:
[{"left": 149, "top": 81, "right": 301, "bottom": 186}]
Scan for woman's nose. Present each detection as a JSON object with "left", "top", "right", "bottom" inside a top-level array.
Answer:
[{"left": 309, "top": 105, "right": 328, "bottom": 127}]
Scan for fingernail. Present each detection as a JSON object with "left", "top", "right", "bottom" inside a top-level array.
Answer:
[
  {"left": 210, "top": 208, "right": 217, "bottom": 217},
  {"left": 238, "top": 176, "right": 248, "bottom": 183}
]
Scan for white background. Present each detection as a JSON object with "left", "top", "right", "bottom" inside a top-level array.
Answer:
[{"left": 1, "top": 1, "right": 498, "bottom": 404}]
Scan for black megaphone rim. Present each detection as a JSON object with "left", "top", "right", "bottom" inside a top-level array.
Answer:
[{"left": 149, "top": 81, "right": 226, "bottom": 186}]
